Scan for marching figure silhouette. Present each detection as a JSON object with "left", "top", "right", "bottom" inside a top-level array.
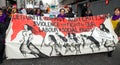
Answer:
[
  {"left": 68, "top": 33, "right": 81, "bottom": 54},
  {"left": 45, "top": 35, "right": 62, "bottom": 56},
  {"left": 81, "top": 28, "right": 100, "bottom": 52},
  {"left": 19, "top": 24, "right": 48, "bottom": 57},
  {"left": 56, "top": 33, "right": 74, "bottom": 54}
]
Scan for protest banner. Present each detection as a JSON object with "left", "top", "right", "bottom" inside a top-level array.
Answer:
[{"left": 5, "top": 14, "right": 118, "bottom": 59}]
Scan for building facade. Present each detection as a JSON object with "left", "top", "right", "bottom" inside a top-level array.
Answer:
[
  {"left": 71, "top": 0, "right": 120, "bottom": 16},
  {"left": 0, "top": 0, "right": 6, "bottom": 7}
]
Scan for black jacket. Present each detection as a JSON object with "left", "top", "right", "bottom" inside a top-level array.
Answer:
[{"left": 66, "top": 12, "right": 74, "bottom": 18}]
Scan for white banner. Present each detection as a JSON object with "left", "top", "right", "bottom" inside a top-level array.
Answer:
[{"left": 5, "top": 14, "right": 118, "bottom": 59}]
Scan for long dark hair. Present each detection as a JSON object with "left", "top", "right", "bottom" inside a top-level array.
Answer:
[
  {"left": 114, "top": 7, "right": 120, "bottom": 12},
  {"left": 100, "top": 23, "right": 109, "bottom": 33},
  {"left": 56, "top": 33, "right": 67, "bottom": 42},
  {"left": 49, "top": 35, "right": 57, "bottom": 43},
  {"left": 68, "top": 33, "right": 78, "bottom": 43},
  {"left": 24, "top": 24, "right": 33, "bottom": 31}
]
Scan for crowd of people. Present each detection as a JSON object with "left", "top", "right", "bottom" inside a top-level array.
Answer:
[
  {"left": 0, "top": 3, "right": 93, "bottom": 19},
  {"left": 0, "top": 4, "right": 120, "bottom": 64}
]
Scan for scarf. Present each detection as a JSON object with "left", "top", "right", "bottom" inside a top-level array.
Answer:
[{"left": 112, "top": 15, "right": 120, "bottom": 20}]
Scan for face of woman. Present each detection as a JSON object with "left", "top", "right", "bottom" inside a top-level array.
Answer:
[
  {"left": 0, "top": 10, "right": 3, "bottom": 16},
  {"left": 60, "top": 10, "right": 65, "bottom": 15},
  {"left": 37, "top": 10, "right": 40, "bottom": 14},
  {"left": 100, "top": 25, "right": 103, "bottom": 29},
  {"left": 114, "top": 9, "right": 120, "bottom": 16},
  {"left": 24, "top": 25, "right": 28, "bottom": 30}
]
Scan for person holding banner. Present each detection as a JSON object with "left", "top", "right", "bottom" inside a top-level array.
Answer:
[
  {"left": 57, "top": 8, "right": 66, "bottom": 18},
  {"left": 66, "top": 7, "right": 74, "bottom": 18},
  {"left": 85, "top": 10, "right": 93, "bottom": 16},
  {"left": 35, "top": 8, "right": 43, "bottom": 16},
  {"left": 111, "top": 7, "right": 120, "bottom": 39},
  {"left": 0, "top": 8, "right": 10, "bottom": 64}
]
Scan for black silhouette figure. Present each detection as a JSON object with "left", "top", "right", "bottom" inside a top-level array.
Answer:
[
  {"left": 81, "top": 28, "right": 101, "bottom": 52},
  {"left": 83, "top": 35, "right": 100, "bottom": 52},
  {"left": 45, "top": 35, "right": 62, "bottom": 56},
  {"left": 68, "top": 33, "right": 81, "bottom": 54},
  {"left": 56, "top": 33, "right": 74, "bottom": 54},
  {"left": 80, "top": 34, "right": 86, "bottom": 48},
  {"left": 56, "top": 33, "right": 68, "bottom": 42},
  {"left": 104, "top": 36, "right": 116, "bottom": 51},
  {"left": 100, "top": 23, "right": 110, "bottom": 33},
  {"left": 19, "top": 24, "right": 48, "bottom": 57}
]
